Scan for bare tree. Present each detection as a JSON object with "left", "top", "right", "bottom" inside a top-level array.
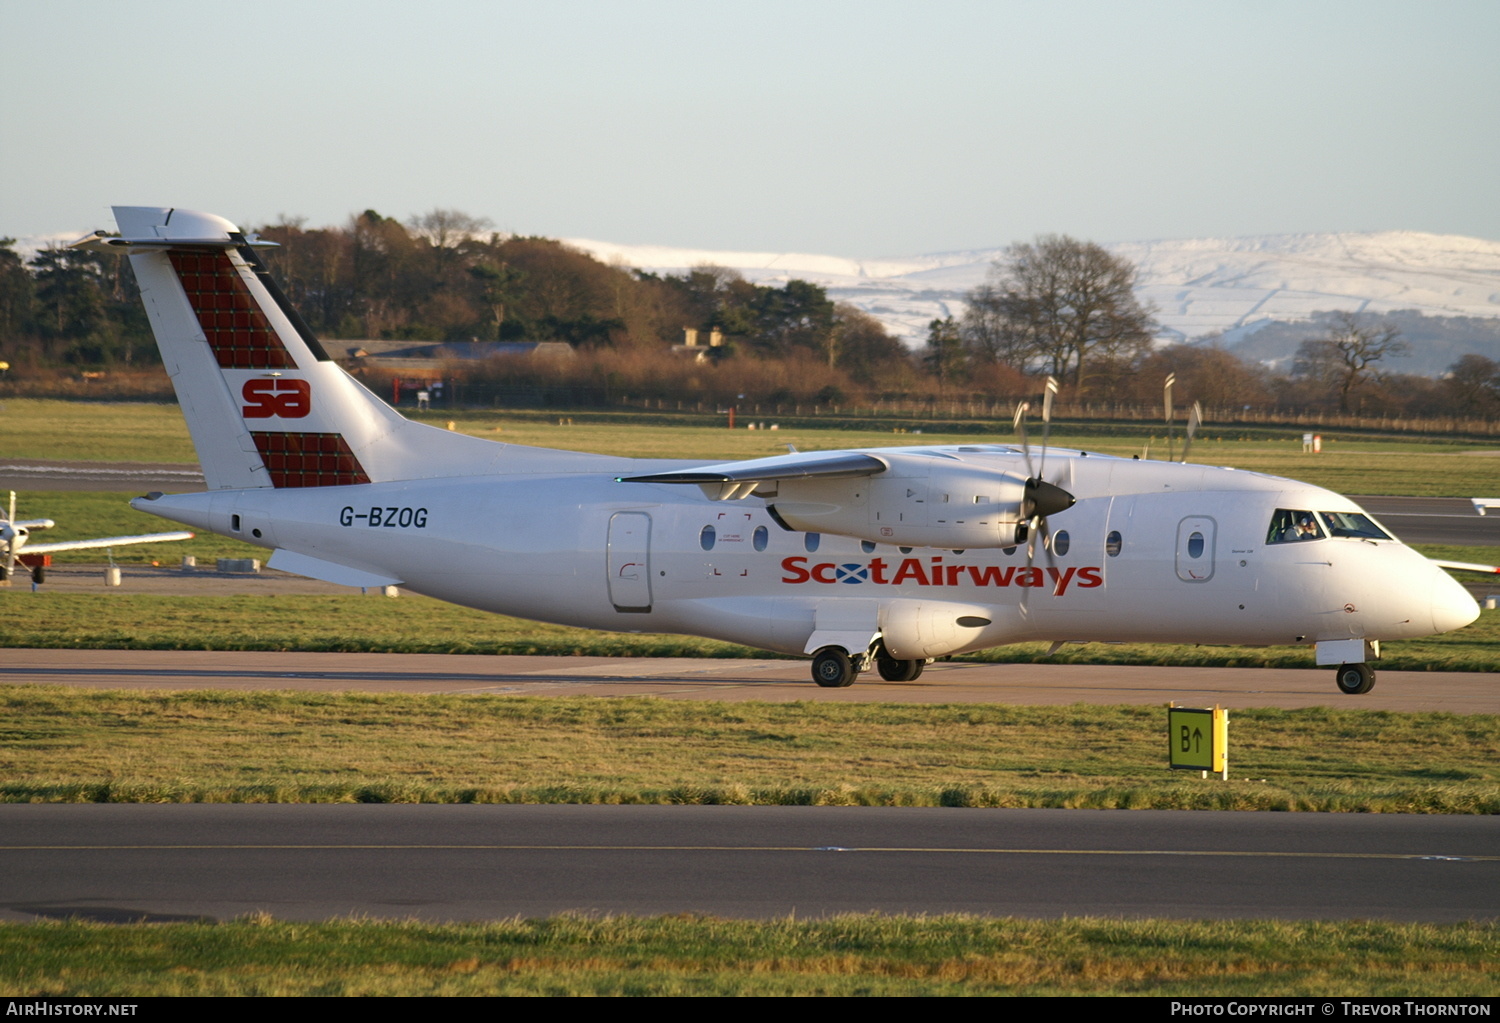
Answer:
[
  {"left": 1294, "top": 312, "right": 1409, "bottom": 412},
  {"left": 407, "top": 209, "right": 495, "bottom": 273},
  {"left": 961, "top": 235, "right": 1155, "bottom": 391},
  {"left": 1443, "top": 354, "right": 1500, "bottom": 417}
]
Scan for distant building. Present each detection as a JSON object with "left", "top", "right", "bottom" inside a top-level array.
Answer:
[{"left": 672, "top": 327, "right": 723, "bottom": 363}]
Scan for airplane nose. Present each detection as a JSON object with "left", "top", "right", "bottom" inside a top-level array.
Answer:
[{"left": 1430, "top": 566, "right": 1481, "bottom": 635}]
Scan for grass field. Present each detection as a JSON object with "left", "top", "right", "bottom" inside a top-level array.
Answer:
[
  {"left": 4, "top": 915, "right": 1494, "bottom": 996},
  {"left": 3, "top": 689, "right": 1495, "bottom": 811}
]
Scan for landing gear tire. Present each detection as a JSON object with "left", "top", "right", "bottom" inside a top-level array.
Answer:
[
  {"left": 1335, "top": 662, "right": 1376, "bottom": 695},
  {"left": 876, "top": 652, "right": 924, "bottom": 682},
  {"left": 811, "top": 647, "right": 856, "bottom": 688}
]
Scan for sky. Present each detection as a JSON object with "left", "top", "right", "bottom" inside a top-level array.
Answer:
[{"left": 3, "top": 0, "right": 1498, "bottom": 256}]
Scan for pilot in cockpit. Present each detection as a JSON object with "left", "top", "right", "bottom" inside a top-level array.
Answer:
[{"left": 1293, "top": 514, "right": 1322, "bottom": 541}]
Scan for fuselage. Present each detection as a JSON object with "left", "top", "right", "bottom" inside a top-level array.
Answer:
[{"left": 137, "top": 443, "right": 1479, "bottom": 660}]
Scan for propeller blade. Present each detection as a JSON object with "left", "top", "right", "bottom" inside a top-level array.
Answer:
[
  {"left": 1039, "top": 377, "right": 1058, "bottom": 481},
  {"left": 1180, "top": 401, "right": 1203, "bottom": 463},
  {"left": 1012, "top": 401, "right": 1035, "bottom": 479}
]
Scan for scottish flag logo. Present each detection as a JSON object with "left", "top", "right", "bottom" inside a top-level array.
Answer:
[{"left": 835, "top": 563, "right": 869, "bottom": 584}]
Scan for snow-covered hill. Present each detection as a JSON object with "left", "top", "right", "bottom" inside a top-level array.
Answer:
[
  {"left": 567, "top": 230, "right": 1500, "bottom": 350},
  {"left": 22, "top": 224, "right": 1500, "bottom": 365}
]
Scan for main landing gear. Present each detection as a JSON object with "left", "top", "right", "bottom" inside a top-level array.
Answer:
[
  {"left": 1335, "top": 662, "right": 1376, "bottom": 695},
  {"left": 811, "top": 647, "right": 856, "bottom": 688},
  {"left": 810, "top": 644, "right": 926, "bottom": 687},
  {"left": 876, "top": 649, "right": 924, "bottom": 682}
]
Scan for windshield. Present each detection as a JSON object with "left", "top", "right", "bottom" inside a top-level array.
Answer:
[
  {"left": 1267, "top": 508, "right": 1394, "bottom": 544},
  {"left": 1267, "top": 509, "right": 1323, "bottom": 544},
  {"left": 1317, "top": 510, "right": 1392, "bottom": 540}
]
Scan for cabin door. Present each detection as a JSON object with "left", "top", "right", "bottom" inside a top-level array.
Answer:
[
  {"left": 1175, "top": 516, "right": 1217, "bottom": 583},
  {"left": 607, "top": 512, "right": 653, "bottom": 612}
]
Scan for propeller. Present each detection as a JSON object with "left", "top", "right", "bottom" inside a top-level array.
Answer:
[{"left": 1011, "top": 377, "right": 1075, "bottom": 604}]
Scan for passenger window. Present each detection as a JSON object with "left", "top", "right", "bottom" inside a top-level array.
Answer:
[
  {"left": 1106, "top": 530, "right": 1122, "bottom": 557},
  {"left": 700, "top": 525, "right": 716, "bottom": 551},
  {"left": 753, "top": 525, "right": 768, "bottom": 552},
  {"left": 861, "top": 540, "right": 876, "bottom": 553},
  {"left": 1053, "top": 530, "right": 1070, "bottom": 556},
  {"left": 804, "top": 532, "right": 820, "bottom": 553},
  {"left": 1188, "top": 531, "right": 1204, "bottom": 558}
]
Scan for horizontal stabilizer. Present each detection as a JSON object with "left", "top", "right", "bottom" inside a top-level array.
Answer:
[{"left": 267, "top": 549, "right": 403, "bottom": 588}]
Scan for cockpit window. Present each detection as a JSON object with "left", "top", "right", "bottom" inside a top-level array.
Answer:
[
  {"left": 1267, "top": 509, "right": 1323, "bottom": 544},
  {"left": 1318, "top": 511, "right": 1392, "bottom": 541}
]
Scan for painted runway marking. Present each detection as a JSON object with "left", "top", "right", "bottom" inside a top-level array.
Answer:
[{"left": 4, "top": 844, "right": 1495, "bottom": 861}]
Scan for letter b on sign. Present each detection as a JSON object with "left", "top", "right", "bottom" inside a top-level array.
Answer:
[{"left": 242, "top": 378, "right": 311, "bottom": 419}]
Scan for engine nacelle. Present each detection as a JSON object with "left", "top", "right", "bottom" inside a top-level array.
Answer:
[
  {"left": 0, "top": 524, "right": 28, "bottom": 553},
  {"left": 768, "top": 454, "right": 1056, "bottom": 549},
  {"left": 879, "top": 598, "right": 1000, "bottom": 658}
]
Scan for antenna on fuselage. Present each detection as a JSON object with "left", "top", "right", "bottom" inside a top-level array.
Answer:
[
  {"left": 1180, "top": 401, "right": 1203, "bottom": 463},
  {"left": 1164, "top": 373, "right": 1176, "bottom": 462}
]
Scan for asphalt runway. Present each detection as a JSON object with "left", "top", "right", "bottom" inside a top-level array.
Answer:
[
  {"left": 2, "top": 805, "right": 1495, "bottom": 923},
  {"left": 1355, "top": 495, "right": 1500, "bottom": 547},
  {"left": 1, "top": 459, "right": 207, "bottom": 493},
  {"left": 4, "top": 648, "right": 1498, "bottom": 711}
]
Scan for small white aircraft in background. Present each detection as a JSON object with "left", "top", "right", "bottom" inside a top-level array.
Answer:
[
  {"left": 74, "top": 207, "right": 1483, "bottom": 695},
  {"left": 1, "top": 491, "right": 193, "bottom": 584}
]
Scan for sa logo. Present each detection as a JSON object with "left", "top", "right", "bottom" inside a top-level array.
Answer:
[{"left": 242, "top": 378, "right": 311, "bottom": 419}]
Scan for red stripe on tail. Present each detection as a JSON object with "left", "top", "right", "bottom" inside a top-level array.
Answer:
[
  {"left": 250, "top": 432, "right": 370, "bottom": 488},
  {"left": 168, "top": 249, "right": 295, "bottom": 370}
]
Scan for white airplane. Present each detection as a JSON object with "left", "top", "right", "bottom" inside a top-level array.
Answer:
[
  {"left": 74, "top": 207, "right": 1482, "bottom": 695},
  {"left": 1, "top": 491, "right": 193, "bottom": 583}
]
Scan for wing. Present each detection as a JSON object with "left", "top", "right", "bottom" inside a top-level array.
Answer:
[
  {"left": 24, "top": 531, "right": 195, "bottom": 554},
  {"left": 13, "top": 519, "right": 57, "bottom": 530},
  {"left": 1429, "top": 559, "right": 1500, "bottom": 576},
  {"left": 619, "top": 451, "right": 887, "bottom": 501}
]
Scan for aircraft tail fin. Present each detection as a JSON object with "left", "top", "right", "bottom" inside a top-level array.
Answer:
[{"left": 78, "top": 207, "right": 600, "bottom": 490}]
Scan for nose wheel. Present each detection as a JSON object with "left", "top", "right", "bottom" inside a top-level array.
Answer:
[{"left": 1335, "top": 662, "right": 1375, "bottom": 695}]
